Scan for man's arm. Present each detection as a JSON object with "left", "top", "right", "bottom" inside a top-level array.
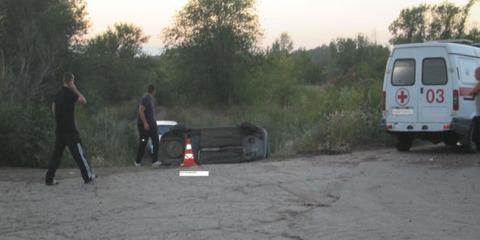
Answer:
[
  {"left": 68, "top": 82, "right": 87, "bottom": 104},
  {"left": 51, "top": 103, "right": 55, "bottom": 114},
  {"left": 470, "top": 83, "right": 480, "bottom": 96},
  {"left": 138, "top": 104, "right": 150, "bottom": 130}
]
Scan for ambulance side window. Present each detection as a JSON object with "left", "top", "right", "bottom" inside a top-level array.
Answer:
[
  {"left": 458, "top": 57, "right": 478, "bottom": 85},
  {"left": 392, "top": 59, "right": 415, "bottom": 86},
  {"left": 422, "top": 58, "right": 447, "bottom": 85}
]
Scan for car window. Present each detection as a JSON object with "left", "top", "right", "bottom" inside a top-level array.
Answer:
[
  {"left": 422, "top": 58, "right": 447, "bottom": 85},
  {"left": 457, "top": 57, "right": 478, "bottom": 85},
  {"left": 158, "top": 125, "right": 175, "bottom": 135},
  {"left": 392, "top": 59, "right": 415, "bottom": 86}
]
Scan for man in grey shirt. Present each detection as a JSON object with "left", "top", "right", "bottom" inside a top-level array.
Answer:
[{"left": 135, "top": 85, "right": 161, "bottom": 168}]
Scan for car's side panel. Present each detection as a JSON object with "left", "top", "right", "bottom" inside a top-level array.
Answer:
[{"left": 196, "top": 124, "right": 268, "bottom": 164}]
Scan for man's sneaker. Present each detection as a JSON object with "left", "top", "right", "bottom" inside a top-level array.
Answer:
[
  {"left": 134, "top": 162, "right": 142, "bottom": 167},
  {"left": 85, "top": 174, "right": 96, "bottom": 184},
  {"left": 151, "top": 161, "right": 162, "bottom": 168},
  {"left": 46, "top": 179, "right": 59, "bottom": 186}
]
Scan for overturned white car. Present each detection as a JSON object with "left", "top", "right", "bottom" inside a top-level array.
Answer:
[{"left": 158, "top": 122, "right": 269, "bottom": 165}]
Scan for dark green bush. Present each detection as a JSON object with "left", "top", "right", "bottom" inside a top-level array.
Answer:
[
  {"left": 75, "top": 105, "right": 138, "bottom": 167},
  {"left": 0, "top": 102, "right": 54, "bottom": 167}
]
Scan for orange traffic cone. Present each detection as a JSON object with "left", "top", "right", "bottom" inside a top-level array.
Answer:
[{"left": 181, "top": 138, "right": 197, "bottom": 167}]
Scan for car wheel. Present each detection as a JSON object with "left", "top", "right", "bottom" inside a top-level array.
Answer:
[
  {"left": 396, "top": 135, "right": 413, "bottom": 152},
  {"left": 165, "top": 138, "right": 184, "bottom": 158}
]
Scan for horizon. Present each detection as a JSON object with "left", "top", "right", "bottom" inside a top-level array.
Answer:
[{"left": 85, "top": 0, "right": 480, "bottom": 54}]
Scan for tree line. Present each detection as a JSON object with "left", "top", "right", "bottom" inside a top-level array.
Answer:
[{"left": 1, "top": 0, "right": 479, "bottom": 167}]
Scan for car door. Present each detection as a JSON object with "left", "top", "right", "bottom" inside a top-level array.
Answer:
[
  {"left": 387, "top": 49, "right": 418, "bottom": 123},
  {"left": 417, "top": 48, "right": 452, "bottom": 123}
]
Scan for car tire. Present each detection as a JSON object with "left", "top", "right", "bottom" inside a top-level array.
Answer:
[
  {"left": 159, "top": 136, "right": 185, "bottom": 165},
  {"left": 396, "top": 135, "right": 413, "bottom": 152}
]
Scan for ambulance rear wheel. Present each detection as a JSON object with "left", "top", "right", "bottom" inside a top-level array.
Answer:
[{"left": 395, "top": 135, "right": 413, "bottom": 152}]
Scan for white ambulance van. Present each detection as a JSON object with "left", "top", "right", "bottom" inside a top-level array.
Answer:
[{"left": 383, "top": 40, "right": 480, "bottom": 152}]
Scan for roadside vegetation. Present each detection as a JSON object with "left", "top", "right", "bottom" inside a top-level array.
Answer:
[{"left": 1, "top": 0, "right": 479, "bottom": 167}]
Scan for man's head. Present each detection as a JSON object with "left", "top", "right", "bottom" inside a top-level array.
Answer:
[
  {"left": 147, "top": 84, "right": 155, "bottom": 95},
  {"left": 63, "top": 72, "right": 75, "bottom": 85},
  {"left": 475, "top": 67, "right": 480, "bottom": 81}
]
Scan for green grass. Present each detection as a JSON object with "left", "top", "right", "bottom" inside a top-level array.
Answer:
[{"left": 0, "top": 77, "right": 389, "bottom": 168}]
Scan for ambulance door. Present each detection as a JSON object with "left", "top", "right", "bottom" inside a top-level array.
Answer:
[
  {"left": 387, "top": 49, "right": 418, "bottom": 123},
  {"left": 417, "top": 48, "right": 452, "bottom": 123}
]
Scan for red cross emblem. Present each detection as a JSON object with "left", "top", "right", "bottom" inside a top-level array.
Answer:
[{"left": 395, "top": 88, "right": 409, "bottom": 106}]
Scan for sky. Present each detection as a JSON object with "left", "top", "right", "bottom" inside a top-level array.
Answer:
[{"left": 86, "top": 0, "right": 480, "bottom": 54}]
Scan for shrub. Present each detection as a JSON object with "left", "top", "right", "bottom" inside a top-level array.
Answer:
[
  {"left": 76, "top": 106, "right": 138, "bottom": 167},
  {"left": 292, "top": 80, "right": 387, "bottom": 155},
  {"left": 0, "top": 102, "right": 54, "bottom": 167}
]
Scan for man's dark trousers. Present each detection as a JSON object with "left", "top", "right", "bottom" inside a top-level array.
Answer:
[
  {"left": 135, "top": 125, "right": 159, "bottom": 164},
  {"left": 474, "top": 116, "right": 480, "bottom": 146},
  {"left": 46, "top": 132, "right": 93, "bottom": 183}
]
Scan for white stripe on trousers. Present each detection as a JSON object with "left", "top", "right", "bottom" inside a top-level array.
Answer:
[{"left": 77, "top": 143, "right": 92, "bottom": 179}]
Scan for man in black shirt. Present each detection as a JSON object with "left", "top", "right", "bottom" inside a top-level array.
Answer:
[
  {"left": 45, "top": 72, "right": 95, "bottom": 185},
  {"left": 135, "top": 85, "right": 161, "bottom": 168}
]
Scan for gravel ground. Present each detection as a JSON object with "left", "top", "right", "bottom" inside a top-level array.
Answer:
[{"left": 1, "top": 145, "right": 480, "bottom": 240}]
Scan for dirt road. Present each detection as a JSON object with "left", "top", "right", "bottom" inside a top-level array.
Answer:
[{"left": 1, "top": 145, "right": 480, "bottom": 240}]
